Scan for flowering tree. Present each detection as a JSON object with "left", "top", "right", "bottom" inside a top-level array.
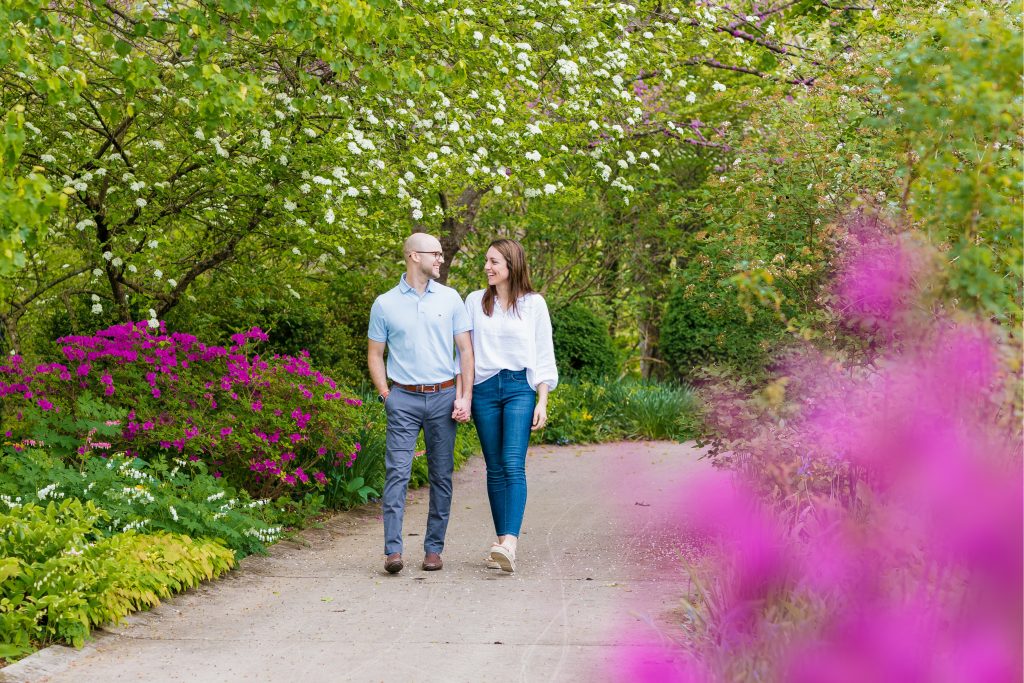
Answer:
[{"left": 1, "top": 0, "right": 888, "bottom": 350}]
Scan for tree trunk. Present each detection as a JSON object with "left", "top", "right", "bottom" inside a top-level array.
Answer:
[
  {"left": 437, "top": 187, "right": 486, "bottom": 284},
  {"left": 640, "top": 308, "right": 661, "bottom": 379}
]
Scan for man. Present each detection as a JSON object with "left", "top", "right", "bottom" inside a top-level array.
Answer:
[{"left": 367, "top": 233, "right": 473, "bottom": 574}]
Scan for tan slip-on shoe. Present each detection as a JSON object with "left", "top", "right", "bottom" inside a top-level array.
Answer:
[{"left": 489, "top": 544, "right": 516, "bottom": 573}]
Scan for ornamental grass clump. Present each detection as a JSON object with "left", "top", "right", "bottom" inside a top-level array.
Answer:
[
  {"left": 614, "top": 229, "right": 1022, "bottom": 681},
  {"left": 0, "top": 323, "right": 365, "bottom": 499}
]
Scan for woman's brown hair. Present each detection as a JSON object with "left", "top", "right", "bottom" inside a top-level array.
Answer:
[{"left": 482, "top": 238, "right": 535, "bottom": 318}]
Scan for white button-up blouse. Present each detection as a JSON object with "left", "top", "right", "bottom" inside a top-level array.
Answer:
[{"left": 464, "top": 289, "right": 558, "bottom": 391}]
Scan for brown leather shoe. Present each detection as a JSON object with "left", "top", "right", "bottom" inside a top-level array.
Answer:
[
  {"left": 384, "top": 552, "right": 403, "bottom": 574},
  {"left": 421, "top": 552, "right": 443, "bottom": 571}
]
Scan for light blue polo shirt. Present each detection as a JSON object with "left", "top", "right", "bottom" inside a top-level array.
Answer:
[{"left": 368, "top": 275, "right": 472, "bottom": 385}]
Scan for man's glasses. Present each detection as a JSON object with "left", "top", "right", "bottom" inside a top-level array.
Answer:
[{"left": 415, "top": 251, "right": 445, "bottom": 261}]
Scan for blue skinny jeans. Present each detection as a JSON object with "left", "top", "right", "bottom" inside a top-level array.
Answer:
[{"left": 471, "top": 369, "right": 536, "bottom": 538}]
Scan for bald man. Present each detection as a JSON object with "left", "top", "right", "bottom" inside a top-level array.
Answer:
[{"left": 368, "top": 233, "right": 474, "bottom": 574}]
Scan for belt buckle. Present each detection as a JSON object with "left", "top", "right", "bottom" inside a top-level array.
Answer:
[{"left": 422, "top": 383, "right": 439, "bottom": 393}]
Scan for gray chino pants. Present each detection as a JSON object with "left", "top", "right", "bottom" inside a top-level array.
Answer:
[{"left": 382, "top": 386, "right": 457, "bottom": 556}]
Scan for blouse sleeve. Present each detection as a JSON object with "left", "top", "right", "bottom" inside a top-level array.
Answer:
[{"left": 531, "top": 295, "right": 558, "bottom": 390}]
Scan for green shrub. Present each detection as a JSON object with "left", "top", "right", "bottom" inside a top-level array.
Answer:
[
  {"left": 0, "top": 498, "right": 234, "bottom": 660},
  {"left": 537, "top": 382, "right": 626, "bottom": 445},
  {"left": 0, "top": 449, "right": 281, "bottom": 557},
  {"left": 660, "top": 279, "right": 778, "bottom": 377},
  {"left": 551, "top": 303, "right": 618, "bottom": 380},
  {"left": 537, "top": 380, "right": 699, "bottom": 445},
  {"left": 618, "top": 382, "right": 698, "bottom": 441}
]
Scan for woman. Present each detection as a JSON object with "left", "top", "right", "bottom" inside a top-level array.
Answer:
[{"left": 465, "top": 238, "right": 557, "bottom": 573}]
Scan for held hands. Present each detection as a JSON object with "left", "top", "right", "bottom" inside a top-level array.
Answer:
[
  {"left": 531, "top": 402, "right": 547, "bottom": 431},
  {"left": 452, "top": 397, "right": 472, "bottom": 423}
]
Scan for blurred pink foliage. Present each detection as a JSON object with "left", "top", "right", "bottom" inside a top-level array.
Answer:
[{"left": 615, "top": 224, "right": 1022, "bottom": 682}]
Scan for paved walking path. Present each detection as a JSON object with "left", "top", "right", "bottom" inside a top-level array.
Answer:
[{"left": 2, "top": 441, "right": 710, "bottom": 683}]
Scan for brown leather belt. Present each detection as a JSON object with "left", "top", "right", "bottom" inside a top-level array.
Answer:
[{"left": 392, "top": 379, "right": 456, "bottom": 393}]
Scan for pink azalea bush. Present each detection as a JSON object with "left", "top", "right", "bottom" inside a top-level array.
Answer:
[
  {"left": 616, "top": 225, "right": 1022, "bottom": 681},
  {"left": 0, "top": 322, "right": 365, "bottom": 499}
]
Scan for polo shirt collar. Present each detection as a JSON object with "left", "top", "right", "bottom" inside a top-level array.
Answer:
[{"left": 398, "top": 273, "right": 436, "bottom": 294}]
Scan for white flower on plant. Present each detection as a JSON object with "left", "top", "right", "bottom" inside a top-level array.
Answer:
[
  {"left": 111, "top": 257, "right": 122, "bottom": 267},
  {"left": 292, "top": 247, "right": 302, "bottom": 256},
  {"left": 493, "top": 185, "right": 502, "bottom": 195},
  {"left": 440, "top": 146, "right": 452, "bottom": 155},
  {"left": 473, "top": 30, "right": 483, "bottom": 42},
  {"left": 148, "top": 240, "right": 158, "bottom": 249},
  {"left": 169, "top": 506, "right": 178, "bottom": 522},
  {"left": 130, "top": 181, "right": 145, "bottom": 192},
  {"left": 74, "top": 182, "right": 87, "bottom": 192},
  {"left": 525, "top": 150, "right": 542, "bottom": 162},
  {"left": 492, "top": 117, "right": 504, "bottom": 126},
  {"left": 543, "top": 184, "right": 557, "bottom": 195},
  {"left": 448, "top": 121, "right": 460, "bottom": 133},
  {"left": 712, "top": 81, "right": 726, "bottom": 92},
  {"left": 345, "top": 187, "right": 359, "bottom": 197},
  {"left": 127, "top": 264, "right": 137, "bottom": 273},
  {"left": 685, "top": 91, "right": 697, "bottom": 104},
  {"left": 91, "top": 294, "right": 100, "bottom": 302},
  {"left": 650, "top": 162, "right": 660, "bottom": 172},
  {"left": 284, "top": 200, "right": 297, "bottom": 211},
  {"left": 41, "top": 154, "right": 55, "bottom": 163},
  {"left": 92, "top": 268, "right": 103, "bottom": 277},
  {"left": 299, "top": 183, "right": 311, "bottom": 194},
  {"left": 147, "top": 318, "right": 159, "bottom": 329},
  {"left": 524, "top": 188, "right": 541, "bottom": 198},
  {"left": 91, "top": 303, "right": 103, "bottom": 314},
  {"left": 75, "top": 219, "right": 95, "bottom": 231},
  {"left": 37, "top": 483, "right": 59, "bottom": 500},
  {"left": 303, "top": 128, "right": 317, "bottom": 138},
  {"left": 324, "top": 207, "right": 335, "bottom": 224},
  {"left": 412, "top": 209, "right": 423, "bottom": 221},
  {"left": 102, "top": 251, "right": 113, "bottom": 261},
  {"left": 556, "top": 59, "right": 579, "bottom": 79},
  {"left": 699, "top": 38, "right": 709, "bottom": 48},
  {"left": 153, "top": 269, "right": 163, "bottom": 279},
  {"left": 617, "top": 159, "right": 628, "bottom": 169},
  {"left": 404, "top": 171, "right": 415, "bottom": 182},
  {"left": 135, "top": 197, "right": 147, "bottom": 208},
  {"left": 194, "top": 128, "right": 205, "bottom": 141},
  {"left": 168, "top": 278, "right": 177, "bottom": 288}
]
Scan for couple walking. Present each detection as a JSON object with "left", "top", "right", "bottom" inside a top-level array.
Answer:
[{"left": 367, "top": 233, "right": 557, "bottom": 575}]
